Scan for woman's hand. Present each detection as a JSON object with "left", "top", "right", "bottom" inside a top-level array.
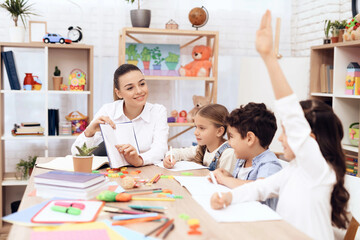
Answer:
[
  {"left": 116, "top": 144, "right": 143, "bottom": 167},
  {"left": 84, "top": 116, "right": 115, "bottom": 137},
  {"left": 163, "top": 155, "right": 176, "bottom": 169},
  {"left": 255, "top": 10, "right": 274, "bottom": 59},
  {"left": 210, "top": 191, "right": 232, "bottom": 210}
]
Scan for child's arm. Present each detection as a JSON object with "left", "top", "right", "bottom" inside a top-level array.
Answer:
[
  {"left": 164, "top": 145, "right": 198, "bottom": 163},
  {"left": 212, "top": 168, "right": 253, "bottom": 189},
  {"left": 256, "top": 10, "right": 293, "bottom": 100}
]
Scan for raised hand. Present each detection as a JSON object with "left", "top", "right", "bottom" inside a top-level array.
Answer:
[
  {"left": 84, "top": 116, "right": 115, "bottom": 137},
  {"left": 256, "top": 10, "right": 274, "bottom": 59}
]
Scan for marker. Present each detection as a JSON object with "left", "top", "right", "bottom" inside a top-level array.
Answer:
[
  {"left": 54, "top": 201, "right": 85, "bottom": 210},
  {"left": 51, "top": 205, "right": 81, "bottom": 215},
  {"left": 209, "top": 171, "right": 226, "bottom": 209}
]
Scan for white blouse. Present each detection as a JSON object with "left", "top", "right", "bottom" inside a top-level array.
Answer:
[
  {"left": 230, "top": 94, "right": 336, "bottom": 240},
  {"left": 71, "top": 100, "right": 169, "bottom": 165}
]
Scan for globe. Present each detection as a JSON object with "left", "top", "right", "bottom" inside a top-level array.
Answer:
[{"left": 189, "top": 7, "right": 208, "bottom": 27}]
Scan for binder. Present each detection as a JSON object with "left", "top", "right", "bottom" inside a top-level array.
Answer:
[{"left": 1, "top": 51, "right": 21, "bottom": 90}]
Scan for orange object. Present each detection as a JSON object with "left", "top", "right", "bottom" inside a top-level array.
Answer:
[
  {"left": 162, "top": 189, "right": 173, "bottom": 194},
  {"left": 153, "top": 174, "right": 161, "bottom": 183},
  {"left": 115, "top": 193, "right": 132, "bottom": 202},
  {"left": 112, "top": 215, "right": 162, "bottom": 225},
  {"left": 122, "top": 171, "right": 129, "bottom": 174},
  {"left": 155, "top": 218, "right": 174, "bottom": 237}
]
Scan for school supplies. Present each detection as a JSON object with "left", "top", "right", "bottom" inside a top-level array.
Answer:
[
  {"left": 100, "top": 122, "right": 139, "bottom": 168},
  {"left": 155, "top": 218, "right": 174, "bottom": 237},
  {"left": 132, "top": 197, "right": 176, "bottom": 202},
  {"left": 128, "top": 207, "right": 164, "bottom": 214},
  {"left": 31, "top": 200, "right": 104, "bottom": 223},
  {"left": 128, "top": 205, "right": 167, "bottom": 210},
  {"left": 144, "top": 218, "right": 175, "bottom": 239},
  {"left": 124, "top": 188, "right": 162, "bottom": 193},
  {"left": 163, "top": 223, "right": 175, "bottom": 239},
  {"left": 112, "top": 215, "right": 162, "bottom": 226},
  {"left": 209, "top": 171, "right": 226, "bottom": 208},
  {"left": 112, "top": 213, "right": 158, "bottom": 220},
  {"left": 103, "top": 206, "right": 145, "bottom": 215},
  {"left": 54, "top": 201, "right": 85, "bottom": 210},
  {"left": 156, "top": 161, "right": 207, "bottom": 171}
]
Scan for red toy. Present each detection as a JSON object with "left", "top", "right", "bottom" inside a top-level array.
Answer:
[
  {"left": 177, "top": 110, "right": 187, "bottom": 123},
  {"left": 179, "top": 45, "right": 212, "bottom": 77}
]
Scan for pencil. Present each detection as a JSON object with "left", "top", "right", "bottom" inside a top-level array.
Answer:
[
  {"left": 162, "top": 223, "right": 175, "bottom": 239},
  {"left": 128, "top": 205, "right": 167, "bottom": 210},
  {"left": 155, "top": 218, "right": 174, "bottom": 237},
  {"left": 132, "top": 197, "right": 175, "bottom": 201},
  {"left": 209, "top": 171, "right": 226, "bottom": 208},
  {"left": 129, "top": 207, "right": 164, "bottom": 214},
  {"left": 129, "top": 190, "right": 163, "bottom": 196},
  {"left": 112, "top": 215, "right": 162, "bottom": 225},
  {"left": 144, "top": 219, "right": 170, "bottom": 237},
  {"left": 170, "top": 146, "right": 173, "bottom": 164},
  {"left": 124, "top": 188, "right": 162, "bottom": 193}
]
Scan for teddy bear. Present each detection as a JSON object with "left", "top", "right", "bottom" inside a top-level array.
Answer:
[
  {"left": 179, "top": 45, "right": 212, "bottom": 77},
  {"left": 344, "top": 14, "right": 360, "bottom": 41},
  {"left": 187, "top": 95, "right": 211, "bottom": 122}
]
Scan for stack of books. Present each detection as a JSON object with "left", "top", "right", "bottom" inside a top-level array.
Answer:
[
  {"left": 346, "top": 156, "right": 358, "bottom": 176},
  {"left": 34, "top": 170, "right": 108, "bottom": 200},
  {"left": 12, "top": 122, "right": 44, "bottom": 136}
]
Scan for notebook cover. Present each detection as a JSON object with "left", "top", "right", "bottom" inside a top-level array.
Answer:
[
  {"left": 1, "top": 51, "right": 21, "bottom": 90},
  {"left": 34, "top": 170, "right": 104, "bottom": 183}
]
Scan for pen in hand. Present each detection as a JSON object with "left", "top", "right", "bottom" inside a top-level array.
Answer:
[{"left": 209, "top": 171, "right": 226, "bottom": 209}]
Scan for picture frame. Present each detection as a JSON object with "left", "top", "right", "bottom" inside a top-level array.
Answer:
[{"left": 29, "top": 21, "right": 47, "bottom": 43}]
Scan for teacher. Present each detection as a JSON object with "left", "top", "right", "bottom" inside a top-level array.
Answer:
[{"left": 71, "top": 64, "right": 169, "bottom": 166}]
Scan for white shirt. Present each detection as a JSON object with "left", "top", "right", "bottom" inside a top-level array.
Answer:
[
  {"left": 237, "top": 166, "right": 252, "bottom": 180},
  {"left": 165, "top": 141, "right": 237, "bottom": 173},
  {"left": 71, "top": 100, "right": 169, "bottom": 165},
  {"left": 231, "top": 94, "right": 336, "bottom": 240}
]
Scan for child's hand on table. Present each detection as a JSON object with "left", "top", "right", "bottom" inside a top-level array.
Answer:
[
  {"left": 208, "top": 168, "right": 231, "bottom": 185},
  {"left": 163, "top": 155, "right": 176, "bottom": 169},
  {"left": 210, "top": 191, "right": 232, "bottom": 210}
]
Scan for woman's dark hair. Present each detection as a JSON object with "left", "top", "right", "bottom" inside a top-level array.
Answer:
[
  {"left": 113, "top": 64, "right": 142, "bottom": 101},
  {"left": 300, "top": 99, "right": 349, "bottom": 229}
]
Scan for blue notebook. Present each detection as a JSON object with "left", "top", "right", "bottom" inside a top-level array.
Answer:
[{"left": 1, "top": 51, "right": 21, "bottom": 90}]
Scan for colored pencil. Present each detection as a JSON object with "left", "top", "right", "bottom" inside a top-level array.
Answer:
[
  {"left": 124, "top": 188, "right": 162, "bottom": 193},
  {"left": 144, "top": 219, "right": 170, "bottom": 237},
  {"left": 155, "top": 218, "right": 174, "bottom": 237},
  {"left": 162, "top": 223, "right": 175, "bottom": 239},
  {"left": 112, "top": 215, "right": 162, "bottom": 225},
  {"left": 132, "top": 197, "right": 175, "bottom": 201},
  {"left": 129, "top": 207, "right": 164, "bottom": 214},
  {"left": 149, "top": 174, "right": 160, "bottom": 184},
  {"left": 112, "top": 213, "right": 158, "bottom": 220},
  {"left": 103, "top": 206, "right": 144, "bottom": 215},
  {"left": 128, "top": 205, "right": 167, "bottom": 210},
  {"left": 129, "top": 190, "right": 163, "bottom": 196}
]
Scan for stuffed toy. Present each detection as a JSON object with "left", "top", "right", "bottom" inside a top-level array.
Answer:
[
  {"left": 179, "top": 45, "right": 212, "bottom": 77},
  {"left": 344, "top": 14, "right": 360, "bottom": 41},
  {"left": 187, "top": 95, "right": 211, "bottom": 122}
]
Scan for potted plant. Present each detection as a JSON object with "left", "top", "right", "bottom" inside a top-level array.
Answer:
[
  {"left": 73, "top": 142, "right": 98, "bottom": 173},
  {"left": 140, "top": 47, "right": 151, "bottom": 70},
  {"left": 324, "top": 20, "right": 331, "bottom": 44},
  {"left": 165, "top": 52, "right": 180, "bottom": 70},
  {"left": 0, "top": 0, "right": 37, "bottom": 42},
  {"left": 126, "top": 44, "right": 140, "bottom": 66},
  {"left": 330, "top": 20, "right": 341, "bottom": 43},
  {"left": 150, "top": 47, "right": 165, "bottom": 70},
  {"left": 16, "top": 155, "right": 37, "bottom": 180},
  {"left": 337, "top": 19, "right": 348, "bottom": 42},
  {"left": 53, "top": 66, "right": 62, "bottom": 90},
  {"left": 125, "top": 0, "right": 151, "bottom": 28}
]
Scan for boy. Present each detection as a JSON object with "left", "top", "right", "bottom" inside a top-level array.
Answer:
[{"left": 211, "top": 102, "right": 282, "bottom": 210}]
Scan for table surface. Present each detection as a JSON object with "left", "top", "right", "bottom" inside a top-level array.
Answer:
[{"left": 8, "top": 157, "right": 311, "bottom": 240}]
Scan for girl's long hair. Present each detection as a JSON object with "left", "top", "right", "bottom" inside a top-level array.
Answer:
[
  {"left": 300, "top": 99, "right": 349, "bottom": 229},
  {"left": 193, "top": 104, "right": 229, "bottom": 164}
]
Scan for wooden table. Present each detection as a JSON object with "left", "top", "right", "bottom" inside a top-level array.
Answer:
[{"left": 8, "top": 157, "right": 311, "bottom": 240}]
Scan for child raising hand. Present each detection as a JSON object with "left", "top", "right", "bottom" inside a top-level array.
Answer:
[{"left": 211, "top": 10, "right": 349, "bottom": 240}]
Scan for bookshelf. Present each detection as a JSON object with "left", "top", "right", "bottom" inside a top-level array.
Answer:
[
  {"left": 310, "top": 40, "right": 360, "bottom": 178},
  {"left": 0, "top": 42, "right": 94, "bottom": 225},
  {"left": 118, "top": 27, "right": 219, "bottom": 142}
]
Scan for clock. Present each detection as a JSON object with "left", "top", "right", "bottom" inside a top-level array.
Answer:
[{"left": 67, "top": 26, "right": 83, "bottom": 43}]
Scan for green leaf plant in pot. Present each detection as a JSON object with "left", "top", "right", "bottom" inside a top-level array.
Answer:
[
  {"left": 337, "top": 20, "right": 348, "bottom": 43},
  {"left": 53, "top": 66, "right": 62, "bottom": 90},
  {"left": 324, "top": 20, "right": 331, "bottom": 44},
  {"left": 126, "top": 44, "right": 140, "bottom": 66},
  {"left": 330, "top": 20, "right": 341, "bottom": 43},
  {"left": 0, "top": 0, "right": 37, "bottom": 42},
  {"left": 73, "top": 142, "right": 98, "bottom": 173},
  {"left": 141, "top": 47, "right": 151, "bottom": 70},
  {"left": 165, "top": 52, "right": 180, "bottom": 71},
  {"left": 150, "top": 46, "right": 165, "bottom": 70},
  {"left": 16, "top": 155, "right": 37, "bottom": 180},
  {"left": 125, "top": 0, "right": 151, "bottom": 28}
]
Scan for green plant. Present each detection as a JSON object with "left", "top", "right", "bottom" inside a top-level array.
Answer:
[
  {"left": 141, "top": 47, "right": 151, "bottom": 61},
  {"left": 150, "top": 47, "right": 165, "bottom": 65},
  {"left": 324, "top": 20, "right": 331, "bottom": 39},
  {"left": 75, "top": 142, "right": 98, "bottom": 156},
  {"left": 338, "top": 20, "right": 348, "bottom": 29},
  {"left": 126, "top": 44, "right": 140, "bottom": 61},
  {"left": 0, "top": 0, "right": 37, "bottom": 28},
  {"left": 16, "top": 155, "right": 37, "bottom": 179},
  {"left": 125, "top": 0, "right": 140, "bottom": 10},
  {"left": 165, "top": 52, "right": 179, "bottom": 63},
  {"left": 54, "top": 66, "right": 61, "bottom": 76}
]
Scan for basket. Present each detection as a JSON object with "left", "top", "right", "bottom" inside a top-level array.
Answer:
[
  {"left": 65, "top": 111, "right": 88, "bottom": 135},
  {"left": 68, "top": 68, "right": 86, "bottom": 91},
  {"left": 349, "top": 122, "right": 359, "bottom": 146}
]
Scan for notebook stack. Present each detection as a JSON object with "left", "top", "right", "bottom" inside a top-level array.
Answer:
[
  {"left": 12, "top": 122, "right": 44, "bottom": 136},
  {"left": 345, "top": 156, "right": 358, "bottom": 176},
  {"left": 34, "top": 170, "right": 107, "bottom": 200}
]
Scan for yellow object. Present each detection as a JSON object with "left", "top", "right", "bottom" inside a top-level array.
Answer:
[
  {"left": 187, "top": 218, "right": 200, "bottom": 226},
  {"left": 355, "top": 77, "right": 360, "bottom": 95},
  {"left": 131, "top": 197, "right": 176, "bottom": 201},
  {"left": 33, "top": 84, "right": 42, "bottom": 90}
]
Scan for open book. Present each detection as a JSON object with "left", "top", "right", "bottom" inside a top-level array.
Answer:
[
  {"left": 36, "top": 156, "right": 109, "bottom": 172},
  {"left": 100, "top": 122, "right": 139, "bottom": 168}
]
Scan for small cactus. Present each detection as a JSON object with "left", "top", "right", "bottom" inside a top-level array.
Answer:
[
  {"left": 75, "top": 142, "right": 98, "bottom": 156},
  {"left": 54, "top": 66, "right": 61, "bottom": 76}
]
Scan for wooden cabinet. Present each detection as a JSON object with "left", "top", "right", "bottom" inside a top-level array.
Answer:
[
  {"left": 0, "top": 42, "right": 94, "bottom": 224},
  {"left": 118, "top": 28, "right": 219, "bottom": 142},
  {"left": 310, "top": 41, "right": 360, "bottom": 177}
]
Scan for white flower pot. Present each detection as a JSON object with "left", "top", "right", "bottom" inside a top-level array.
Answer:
[{"left": 9, "top": 26, "right": 25, "bottom": 42}]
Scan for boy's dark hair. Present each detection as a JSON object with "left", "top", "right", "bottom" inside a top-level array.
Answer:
[
  {"left": 226, "top": 102, "right": 277, "bottom": 148},
  {"left": 113, "top": 64, "right": 142, "bottom": 100}
]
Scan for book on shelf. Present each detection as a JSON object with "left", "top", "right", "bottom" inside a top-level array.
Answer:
[
  {"left": 99, "top": 122, "right": 139, "bottom": 168},
  {"left": 319, "top": 64, "right": 333, "bottom": 93},
  {"left": 21, "top": 122, "right": 41, "bottom": 127},
  {"left": 12, "top": 123, "right": 44, "bottom": 136},
  {"left": 1, "top": 51, "right": 21, "bottom": 90}
]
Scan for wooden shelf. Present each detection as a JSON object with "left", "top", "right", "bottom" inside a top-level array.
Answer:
[
  {"left": 0, "top": 90, "right": 45, "bottom": 94},
  {"left": 122, "top": 27, "right": 218, "bottom": 37},
  {"left": 47, "top": 135, "right": 78, "bottom": 140},
  {"left": 145, "top": 76, "right": 215, "bottom": 81},
  {"left": 0, "top": 42, "right": 93, "bottom": 49},
  {"left": 168, "top": 123, "right": 195, "bottom": 127},
  {"left": 310, "top": 92, "right": 333, "bottom": 97},
  {"left": 1, "top": 135, "right": 78, "bottom": 140},
  {"left": 2, "top": 173, "right": 28, "bottom": 186},
  {"left": 47, "top": 90, "right": 91, "bottom": 95},
  {"left": 311, "top": 40, "right": 360, "bottom": 50},
  {"left": 334, "top": 94, "right": 360, "bottom": 99},
  {"left": 343, "top": 144, "right": 359, "bottom": 153}
]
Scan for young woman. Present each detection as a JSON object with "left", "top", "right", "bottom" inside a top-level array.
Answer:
[
  {"left": 210, "top": 11, "right": 349, "bottom": 240},
  {"left": 71, "top": 64, "right": 169, "bottom": 166},
  {"left": 163, "top": 104, "right": 237, "bottom": 173}
]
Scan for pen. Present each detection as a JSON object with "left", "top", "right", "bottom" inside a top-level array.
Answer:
[
  {"left": 162, "top": 223, "right": 175, "bottom": 239},
  {"left": 170, "top": 146, "right": 173, "bottom": 164},
  {"left": 51, "top": 206, "right": 81, "bottom": 215},
  {"left": 112, "top": 215, "right": 162, "bottom": 225},
  {"left": 209, "top": 171, "right": 226, "bottom": 208}
]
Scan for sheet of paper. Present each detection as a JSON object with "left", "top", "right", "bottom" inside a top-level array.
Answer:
[
  {"left": 174, "top": 176, "right": 231, "bottom": 196},
  {"left": 36, "top": 155, "right": 109, "bottom": 171},
  {"left": 103, "top": 220, "right": 157, "bottom": 240},
  {"left": 156, "top": 161, "right": 207, "bottom": 171},
  {"left": 100, "top": 122, "right": 139, "bottom": 168},
  {"left": 31, "top": 229, "right": 110, "bottom": 240},
  {"left": 192, "top": 195, "right": 282, "bottom": 222}
]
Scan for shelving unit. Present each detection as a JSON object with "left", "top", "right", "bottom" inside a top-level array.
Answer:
[
  {"left": 310, "top": 40, "right": 360, "bottom": 177},
  {"left": 118, "top": 27, "right": 219, "bottom": 142},
  {"left": 0, "top": 42, "right": 94, "bottom": 225}
]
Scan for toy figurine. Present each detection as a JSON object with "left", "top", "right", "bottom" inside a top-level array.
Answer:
[
  {"left": 177, "top": 110, "right": 187, "bottom": 123},
  {"left": 167, "top": 110, "right": 178, "bottom": 123},
  {"left": 32, "top": 76, "right": 42, "bottom": 90}
]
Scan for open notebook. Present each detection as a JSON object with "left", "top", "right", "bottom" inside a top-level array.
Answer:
[
  {"left": 36, "top": 156, "right": 109, "bottom": 172},
  {"left": 100, "top": 122, "right": 139, "bottom": 168}
]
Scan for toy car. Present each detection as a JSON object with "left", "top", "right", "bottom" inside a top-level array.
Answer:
[{"left": 43, "top": 33, "right": 72, "bottom": 44}]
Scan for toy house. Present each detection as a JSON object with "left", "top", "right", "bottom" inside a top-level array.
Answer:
[{"left": 345, "top": 62, "right": 360, "bottom": 95}]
